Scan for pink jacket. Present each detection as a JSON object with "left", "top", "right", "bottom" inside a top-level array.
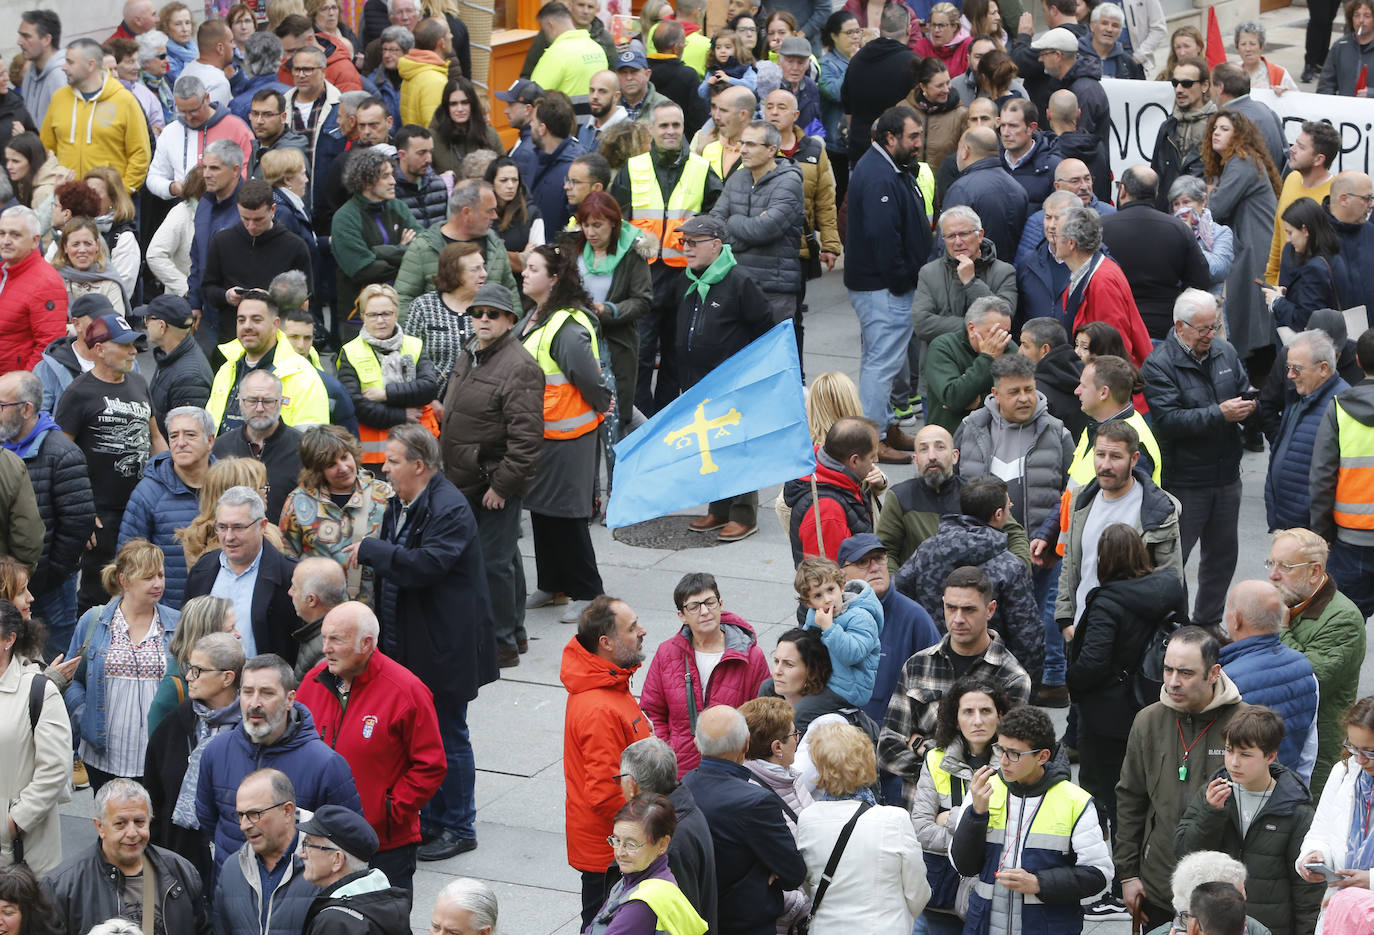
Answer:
[{"left": 640, "top": 612, "right": 772, "bottom": 778}]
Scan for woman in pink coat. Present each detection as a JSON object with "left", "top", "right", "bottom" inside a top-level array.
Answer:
[{"left": 640, "top": 572, "right": 772, "bottom": 778}]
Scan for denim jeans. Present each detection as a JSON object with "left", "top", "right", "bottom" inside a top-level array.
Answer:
[
  {"left": 33, "top": 571, "right": 79, "bottom": 663},
  {"left": 1329, "top": 539, "right": 1374, "bottom": 620},
  {"left": 850, "top": 288, "right": 915, "bottom": 428},
  {"left": 1033, "top": 563, "right": 1064, "bottom": 685},
  {"left": 423, "top": 701, "right": 476, "bottom": 839}
]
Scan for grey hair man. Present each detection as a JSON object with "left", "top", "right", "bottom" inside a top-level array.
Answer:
[
  {"left": 395, "top": 178, "right": 517, "bottom": 316},
  {"left": 1264, "top": 329, "right": 1346, "bottom": 532},
  {"left": 924, "top": 296, "right": 1014, "bottom": 434},
  {"left": 616, "top": 737, "right": 719, "bottom": 931},
  {"left": 288, "top": 557, "right": 349, "bottom": 679},
  {"left": 680, "top": 706, "right": 805, "bottom": 935},
  {"left": 431, "top": 879, "right": 500, "bottom": 935}
]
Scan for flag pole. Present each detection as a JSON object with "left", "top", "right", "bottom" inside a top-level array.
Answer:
[{"left": 809, "top": 474, "right": 825, "bottom": 557}]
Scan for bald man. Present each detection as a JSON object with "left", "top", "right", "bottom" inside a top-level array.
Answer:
[
  {"left": 1327, "top": 170, "right": 1374, "bottom": 312},
  {"left": 109, "top": 0, "right": 155, "bottom": 41},
  {"left": 943, "top": 127, "right": 1030, "bottom": 261},
  {"left": 1014, "top": 156, "right": 1117, "bottom": 262},
  {"left": 287, "top": 557, "right": 349, "bottom": 680},
  {"left": 577, "top": 70, "right": 628, "bottom": 148},
  {"left": 877, "top": 423, "right": 1032, "bottom": 576},
  {"left": 294, "top": 601, "right": 447, "bottom": 887},
  {"left": 697, "top": 86, "right": 756, "bottom": 180},
  {"left": 764, "top": 88, "right": 840, "bottom": 271},
  {"left": 1218, "top": 581, "right": 1319, "bottom": 784},
  {"left": 1046, "top": 89, "right": 1115, "bottom": 205}
]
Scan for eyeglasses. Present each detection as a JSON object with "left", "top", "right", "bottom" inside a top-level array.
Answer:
[
  {"left": 1176, "top": 911, "right": 1196, "bottom": 930},
  {"left": 1181, "top": 320, "right": 1219, "bottom": 335},
  {"left": 362, "top": 311, "right": 396, "bottom": 320},
  {"left": 1345, "top": 192, "right": 1374, "bottom": 204},
  {"left": 786, "top": 728, "right": 803, "bottom": 741},
  {"left": 682, "top": 237, "right": 719, "bottom": 247},
  {"left": 214, "top": 521, "right": 259, "bottom": 534},
  {"left": 1170, "top": 78, "right": 1200, "bottom": 88},
  {"left": 991, "top": 744, "right": 1044, "bottom": 763},
  {"left": 153, "top": 52, "right": 169, "bottom": 59},
  {"left": 1343, "top": 741, "right": 1374, "bottom": 759},
  {"left": 680, "top": 596, "right": 720, "bottom": 615},
  {"left": 1285, "top": 362, "right": 1315, "bottom": 374},
  {"left": 292, "top": 65, "right": 321, "bottom": 73},
  {"left": 184, "top": 664, "right": 225, "bottom": 680},
  {"left": 241, "top": 397, "right": 282, "bottom": 409},
  {"left": 1263, "top": 559, "right": 1315, "bottom": 572},
  {"left": 469, "top": 308, "right": 507, "bottom": 320},
  {"left": 302, "top": 842, "right": 340, "bottom": 853},
  {"left": 235, "top": 802, "right": 287, "bottom": 824},
  {"left": 942, "top": 228, "right": 980, "bottom": 242},
  {"left": 842, "top": 554, "right": 886, "bottom": 570},
  {"left": 839, "top": 26, "right": 862, "bottom": 36},
  {"left": 0, "top": 401, "right": 26, "bottom": 410},
  {"left": 606, "top": 835, "right": 646, "bottom": 852},
  {"left": 1057, "top": 174, "right": 1093, "bottom": 186},
  {"left": 564, "top": 176, "right": 590, "bottom": 187}
]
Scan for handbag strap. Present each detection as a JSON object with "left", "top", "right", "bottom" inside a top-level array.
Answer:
[
  {"left": 141, "top": 859, "right": 156, "bottom": 935},
  {"left": 809, "top": 801, "right": 872, "bottom": 919},
  {"left": 685, "top": 667, "right": 699, "bottom": 734},
  {"left": 1320, "top": 256, "right": 1345, "bottom": 309}
]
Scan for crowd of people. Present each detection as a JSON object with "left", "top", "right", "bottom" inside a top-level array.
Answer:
[{"left": 0, "top": 0, "right": 1372, "bottom": 932}]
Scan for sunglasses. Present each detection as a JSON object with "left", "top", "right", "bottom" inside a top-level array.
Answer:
[
  {"left": 1171, "top": 78, "right": 1200, "bottom": 88},
  {"left": 469, "top": 308, "right": 508, "bottom": 320}
]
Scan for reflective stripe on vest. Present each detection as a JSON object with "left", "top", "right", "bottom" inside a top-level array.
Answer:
[
  {"left": 627, "top": 151, "right": 709, "bottom": 267},
  {"left": 522, "top": 308, "right": 605, "bottom": 440},
  {"left": 341, "top": 334, "right": 438, "bottom": 459},
  {"left": 925, "top": 747, "right": 1007, "bottom": 820},
  {"left": 1059, "top": 410, "right": 1163, "bottom": 556},
  {"left": 1334, "top": 401, "right": 1374, "bottom": 529},
  {"left": 971, "top": 780, "right": 1095, "bottom": 903}
]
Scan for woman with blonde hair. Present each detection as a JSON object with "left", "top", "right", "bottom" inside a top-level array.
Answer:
[
  {"left": 805, "top": 372, "right": 862, "bottom": 446},
  {"left": 266, "top": 0, "right": 308, "bottom": 29},
  {"left": 158, "top": 2, "right": 198, "bottom": 80},
  {"left": 178, "top": 458, "right": 285, "bottom": 567},
  {"left": 145, "top": 595, "right": 240, "bottom": 734},
  {"left": 52, "top": 218, "right": 129, "bottom": 314},
  {"left": 81, "top": 167, "right": 140, "bottom": 295},
  {"left": 0, "top": 554, "right": 37, "bottom": 627},
  {"left": 260, "top": 147, "right": 320, "bottom": 271},
  {"left": 63, "top": 539, "right": 179, "bottom": 792}
]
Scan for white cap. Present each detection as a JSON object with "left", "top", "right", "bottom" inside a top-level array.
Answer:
[{"left": 1030, "top": 27, "right": 1079, "bottom": 52}]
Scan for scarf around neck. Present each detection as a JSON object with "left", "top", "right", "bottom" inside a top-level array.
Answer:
[
  {"left": 173, "top": 697, "right": 242, "bottom": 829},
  {"left": 1172, "top": 99, "right": 1217, "bottom": 153},
  {"left": 361, "top": 326, "right": 415, "bottom": 385},
  {"left": 583, "top": 221, "right": 639, "bottom": 276},
  {"left": 684, "top": 243, "right": 737, "bottom": 301}
]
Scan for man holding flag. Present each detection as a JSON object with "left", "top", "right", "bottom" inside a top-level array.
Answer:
[{"left": 677, "top": 214, "right": 775, "bottom": 542}]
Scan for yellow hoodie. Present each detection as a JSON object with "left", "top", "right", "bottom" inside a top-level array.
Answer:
[
  {"left": 39, "top": 72, "right": 151, "bottom": 191},
  {"left": 398, "top": 52, "right": 450, "bottom": 129}
]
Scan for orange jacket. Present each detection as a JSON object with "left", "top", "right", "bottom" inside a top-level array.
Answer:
[{"left": 561, "top": 636, "right": 651, "bottom": 871}]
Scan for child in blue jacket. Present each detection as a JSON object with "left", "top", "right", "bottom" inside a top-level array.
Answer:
[{"left": 794, "top": 556, "right": 883, "bottom": 706}]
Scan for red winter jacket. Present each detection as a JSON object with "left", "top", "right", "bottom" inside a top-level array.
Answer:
[
  {"left": 1066, "top": 256, "right": 1154, "bottom": 369},
  {"left": 276, "top": 34, "right": 363, "bottom": 91},
  {"left": 561, "top": 636, "right": 652, "bottom": 872},
  {"left": 0, "top": 249, "right": 68, "bottom": 373},
  {"left": 639, "top": 613, "right": 772, "bottom": 778},
  {"left": 296, "top": 650, "right": 447, "bottom": 851}
]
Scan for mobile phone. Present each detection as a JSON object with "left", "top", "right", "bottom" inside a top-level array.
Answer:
[
  {"left": 1240, "top": 389, "right": 1260, "bottom": 401},
  {"left": 1254, "top": 278, "right": 1270, "bottom": 288},
  {"left": 1304, "top": 862, "right": 1342, "bottom": 884}
]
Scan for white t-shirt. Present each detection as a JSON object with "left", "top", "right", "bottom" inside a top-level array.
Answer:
[
  {"left": 178, "top": 60, "right": 232, "bottom": 109},
  {"left": 695, "top": 650, "right": 723, "bottom": 694},
  {"left": 1073, "top": 481, "right": 1144, "bottom": 625}
]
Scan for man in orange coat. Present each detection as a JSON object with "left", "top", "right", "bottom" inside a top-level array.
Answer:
[{"left": 561, "top": 595, "right": 651, "bottom": 929}]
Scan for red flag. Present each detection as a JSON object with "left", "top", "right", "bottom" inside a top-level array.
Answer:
[
  {"left": 1206, "top": 6, "right": 1227, "bottom": 69},
  {"left": 1358, "top": 65, "right": 1369, "bottom": 93}
]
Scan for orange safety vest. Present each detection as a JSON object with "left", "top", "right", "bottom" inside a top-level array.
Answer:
[
  {"left": 339, "top": 334, "right": 440, "bottom": 463},
  {"left": 521, "top": 308, "right": 604, "bottom": 440},
  {"left": 1334, "top": 401, "right": 1374, "bottom": 530},
  {"left": 625, "top": 150, "right": 710, "bottom": 268}
]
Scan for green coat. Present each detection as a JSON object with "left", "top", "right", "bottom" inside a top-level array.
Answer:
[
  {"left": 330, "top": 194, "right": 422, "bottom": 321},
  {"left": 394, "top": 222, "right": 518, "bottom": 320},
  {"left": 924, "top": 329, "right": 1012, "bottom": 433},
  {"left": 1281, "top": 576, "right": 1367, "bottom": 787}
]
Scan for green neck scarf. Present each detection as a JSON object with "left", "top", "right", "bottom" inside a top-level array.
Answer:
[
  {"left": 582, "top": 221, "right": 640, "bottom": 276},
  {"left": 685, "top": 243, "right": 737, "bottom": 301}
]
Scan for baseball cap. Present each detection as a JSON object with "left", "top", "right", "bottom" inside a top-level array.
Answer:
[
  {"left": 778, "top": 36, "right": 811, "bottom": 58},
  {"left": 678, "top": 214, "right": 727, "bottom": 240},
  {"left": 616, "top": 46, "right": 649, "bottom": 70},
  {"left": 1030, "top": 27, "right": 1078, "bottom": 52},
  {"left": 138, "top": 294, "right": 196, "bottom": 329},
  {"left": 297, "top": 805, "right": 380, "bottom": 861},
  {"left": 495, "top": 78, "right": 544, "bottom": 104},
  {"left": 70, "top": 293, "right": 115, "bottom": 323},
  {"left": 470, "top": 282, "right": 517, "bottom": 317},
  {"left": 837, "top": 533, "right": 885, "bottom": 567},
  {"left": 84, "top": 314, "right": 147, "bottom": 349}
]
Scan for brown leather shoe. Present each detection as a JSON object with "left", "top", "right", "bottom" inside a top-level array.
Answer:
[
  {"left": 885, "top": 423, "right": 916, "bottom": 451},
  {"left": 717, "top": 521, "right": 758, "bottom": 542},
  {"left": 877, "top": 442, "right": 911, "bottom": 465},
  {"left": 689, "top": 513, "right": 728, "bottom": 532},
  {"left": 497, "top": 650, "right": 520, "bottom": 668}
]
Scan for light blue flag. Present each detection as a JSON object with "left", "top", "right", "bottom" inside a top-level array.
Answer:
[{"left": 606, "top": 320, "right": 812, "bottom": 529}]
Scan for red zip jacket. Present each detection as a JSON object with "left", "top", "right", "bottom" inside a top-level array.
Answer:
[
  {"left": 639, "top": 613, "right": 772, "bottom": 778},
  {"left": 561, "top": 636, "right": 651, "bottom": 872},
  {"left": 296, "top": 650, "right": 447, "bottom": 851}
]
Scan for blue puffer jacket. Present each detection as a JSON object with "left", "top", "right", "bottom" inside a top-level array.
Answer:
[
  {"left": 117, "top": 450, "right": 213, "bottom": 609},
  {"left": 1331, "top": 212, "right": 1374, "bottom": 313},
  {"left": 213, "top": 836, "right": 319, "bottom": 935},
  {"left": 196, "top": 702, "right": 362, "bottom": 870},
  {"left": 1264, "top": 373, "right": 1347, "bottom": 532},
  {"left": 528, "top": 135, "right": 583, "bottom": 234},
  {"left": 65, "top": 598, "right": 180, "bottom": 756},
  {"left": 1219, "top": 633, "right": 1319, "bottom": 783},
  {"left": 801, "top": 578, "right": 884, "bottom": 707},
  {"left": 368, "top": 65, "right": 401, "bottom": 127}
]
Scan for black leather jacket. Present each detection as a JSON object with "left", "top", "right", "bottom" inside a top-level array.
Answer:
[{"left": 44, "top": 841, "right": 209, "bottom": 935}]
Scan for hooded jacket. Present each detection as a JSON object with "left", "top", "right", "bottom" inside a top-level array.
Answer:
[
  {"left": 529, "top": 134, "right": 583, "bottom": 233},
  {"left": 21, "top": 49, "right": 66, "bottom": 127},
  {"left": 33, "top": 335, "right": 136, "bottom": 415},
  {"left": 302, "top": 868, "right": 410, "bottom": 935},
  {"left": 897, "top": 514, "right": 1044, "bottom": 685},
  {"left": 202, "top": 221, "right": 314, "bottom": 322},
  {"left": 195, "top": 702, "right": 363, "bottom": 868},
  {"left": 1080, "top": 32, "right": 1146, "bottom": 79},
  {"left": 1055, "top": 54, "right": 1110, "bottom": 153},
  {"left": 561, "top": 635, "right": 652, "bottom": 872},
  {"left": 710, "top": 160, "right": 806, "bottom": 296},
  {"left": 1114, "top": 673, "right": 1250, "bottom": 907},
  {"left": 186, "top": 181, "right": 243, "bottom": 321},
  {"left": 397, "top": 51, "right": 449, "bottom": 128},
  {"left": 39, "top": 72, "right": 151, "bottom": 189},
  {"left": 1265, "top": 372, "right": 1347, "bottom": 532},
  {"left": 214, "top": 835, "right": 318, "bottom": 935},
  {"left": 783, "top": 445, "right": 873, "bottom": 565},
  {"left": 943, "top": 157, "right": 1030, "bottom": 262},
  {"left": 117, "top": 451, "right": 212, "bottom": 609},
  {"left": 1035, "top": 342, "right": 1089, "bottom": 439},
  {"left": 842, "top": 38, "right": 918, "bottom": 162},
  {"left": 4, "top": 414, "right": 94, "bottom": 592},
  {"left": 248, "top": 128, "right": 309, "bottom": 179},
  {"left": 0, "top": 249, "right": 67, "bottom": 373},
  {"left": 1177, "top": 764, "right": 1323, "bottom": 935},
  {"left": 1312, "top": 378, "right": 1374, "bottom": 545},
  {"left": 1316, "top": 32, "right": 1374, "bottom": 95},
  {"left": 953, "top": 391, "right": 1075, "bottom": 531},
  {"left": 207, "top": 332, "right": 331, "bottom": 431},
  {"left": 147, "top": 105, "right": 256, "bottom": 199},
  {"left": 801, "top": 579, "right": 884, "bottom": 708},
  {"left": 640, "top": 612, "right": 772, "bottom": 776}
]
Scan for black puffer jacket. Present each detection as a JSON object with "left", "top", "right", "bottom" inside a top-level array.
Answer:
[
  {"left": 1176, "top": 764, "right": 1323, "bottom": 935},
  {"left": 395, "top": 167, "right": 450, "bottom": 229},
  {"left": 440, "top": 329, "right": 545, "bottom": 502},
  {"left": 1067, "top": 566, "right": 1189, "bottom": 740},
  {"left": 1141, "top": 333, "right": 1249, "bottom": 488},
  {"left": 13, "top": 424, "right": 95, "bottom": 594},
  {"left": 149, "top": 334, "right": 214, "bottom": 434}
]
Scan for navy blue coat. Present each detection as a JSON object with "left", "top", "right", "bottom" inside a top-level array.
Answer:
[
  {"left": 117, "top": 450, "right": 214, "bottom": 609},
  {"left": 187, "top": 180, "right": 243, "bottom": 324},
  {"left": 843, "top": 145, "right": 931, "bottom": 294},
  {"left": 1272, "top": 249, "right": 1350, "bottom": 332},
  {"left": 681, "top": 756, "right": 808, "bottom": 935},
  {"left": 1014, "top": 237, "right": 1071, "bottom": 330},
  {"left": 213, "top": 839, "right": 319, "bottom": 935},
  {"left": 942, "top": 156, "right": 1029, "bottom": 264},
  {"left": 528, "top": 135, "right": 583, "bottom": 234},
  {"left": 184, "top": 541, "right": 302, "bottom": 664},
  {"left": 1220, "top": 633, "right": 1319, "bottom": 783},
  {"left": 356, "top": 471, "right": 498, "bottom": 709},
  {"left": 368, "top": 65, "right": 401, "bottom": 127},
  {"left": 1330, "top": 210, "right": 1374, "bottom": 314},
  {"left": 195, "top": 704, "right": 362, "bottom": 870},
  {"left": 1264, "top": 372, "right": 1348, "bottom": 531},
  {"left": 1004, "top": 133, "right": 1061, "bottom": 206},
  {"left": 229, "top": 74, "right": 291, "bottom": 121}
]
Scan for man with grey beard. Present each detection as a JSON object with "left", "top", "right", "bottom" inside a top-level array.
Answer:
[
  {"left": 876, "top": 423, "right": 1031, "bottom": 576},
  {"left": 193, "top": 653, "right": 362, "bottom": 882}
]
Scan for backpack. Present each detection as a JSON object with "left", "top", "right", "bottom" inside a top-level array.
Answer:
[
  {"left": 27, "top": 673, "right": 47, "bottom": 732},
  {"left": 1130, "top": 610, "right": 1184, "bottom": 708}
]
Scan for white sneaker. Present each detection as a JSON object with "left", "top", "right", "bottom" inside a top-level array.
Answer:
[
  {"left": 559, "top": 600, "right": 591, "bottom": 623},
  {"left": 526, "top": 589, "right": 567, "bottom": 609}
]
